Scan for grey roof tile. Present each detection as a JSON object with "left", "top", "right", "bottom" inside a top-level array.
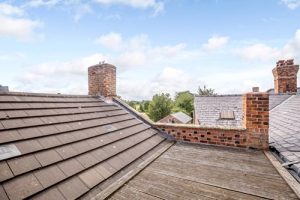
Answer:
[
  {"left": 58, "top": 176, "right": 89, "bottom": 200},
  {"left": 31, "top": 187, "right": 66, "bottom": 200},
  {"left": 0, "top": 162, "right": 14, "bottom": 182},
  {"left": 0, "top": 93, "right": 168, "bottom": 199},
  {"left": 3, "top": 173, "right": 43, "bottom": 200},
  {"left": 58, "top": 158, "right": 84, "bottom": 177},
  {"left": 34, "top": 165, "right": 66, "bottom": 188},
  {"left": 8, "top": 155, "right": 41, "bottom": 176},
  {"left": 35, "top": 149, "right": 63, "bottom": 166}
]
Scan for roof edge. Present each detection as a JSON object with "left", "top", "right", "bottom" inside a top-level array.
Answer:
[
  {"left": 155, "top": 122, "right": 246, "bottom": 131},
  {"left": 0, "top": 91, "right": 97, "bottom": 98},
  {"left": 195, "top": 94, "right": 243, "bottom": 97}
]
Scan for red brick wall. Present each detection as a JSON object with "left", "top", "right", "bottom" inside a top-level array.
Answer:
[
  {"left": 155, "top": 92, "right": 269, "bottom": 150},
  {"left": 156, "top": 124, "right": 248, "bottom": 148},
  {"left": 272, "top": 59, "right": 299, "bottom": 94},
  {"left": 88, "top": 63, "right": 116, "bottom": 97}
]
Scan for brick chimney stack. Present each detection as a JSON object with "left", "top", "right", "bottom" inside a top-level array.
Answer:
[
  {"left": 272, "top": 59, "right": 299, "bottom": 94},
  {"left": 88, "top": 63, "right": 116, "bottom": 98}
]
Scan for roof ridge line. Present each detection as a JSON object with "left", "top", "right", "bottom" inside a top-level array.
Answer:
[{"left": 270, "top": 95, "right": 295, "bottom": 111}]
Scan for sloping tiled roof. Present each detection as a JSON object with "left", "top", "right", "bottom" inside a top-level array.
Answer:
[
  {"left": 269, "top": 94, "right": 292, "bottom": 110},
  {"left": 267, "top": 87, "right": 300, "bottom": 94},
  {"left": 170, "top": 112, "right": 192, "bottom": 124},
  {"left": 0, "top": 92, "right": 170, "bottom": 200},
  {"left": 269, "top": 94, "right": 300, "bottom": 181},
  {"left": 194, "top": 95, "right": 243, "bottom": 128}
]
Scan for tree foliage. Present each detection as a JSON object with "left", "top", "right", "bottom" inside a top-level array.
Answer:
[
  {"left": 197, "top": 85, "right": 216, "bottom": 96},
  {"left": 148, "top": 93, "right": 173, "bottom": 122},
  {"left": 124, "top": 86, "right": 216, "bottom": 122},
  {"left": 173, "top": 91, "right": 194, "bottom": 116}
]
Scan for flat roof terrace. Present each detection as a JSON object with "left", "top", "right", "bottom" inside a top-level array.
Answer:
[{"left": 108, "top": 143, "right": 298, "bottom": 200}]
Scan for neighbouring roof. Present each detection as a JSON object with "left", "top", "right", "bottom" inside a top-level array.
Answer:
[
  {"left": 170, "top": 112, "right": 192, "bottom": 124},
  {"left": 267, "top": 88, "right": 300, "bottom": 94},
  {"left": 0, "top": 92, "right": 171, "bottom": 200},
  {"left": 269, "top": 94, "right": 300, "bottom": 181},
  {"left": 109, "top": 143, "right": 297, "bottom": 200},
  {"left": 194, "top": 93, "right": 300, "bottom": 182},
  {"left": 194, "top": 95, "right": 243, "bottom": 128}
]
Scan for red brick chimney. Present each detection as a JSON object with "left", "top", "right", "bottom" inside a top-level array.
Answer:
[
  {"left": 88, "top": 63, "right": 116, "bottom": 98},
  {"left": 242, "top": 92, "right": 269, "bottom": 149},
  {"left": 272, "top": 59, "right": 299, "bottom": 94}
]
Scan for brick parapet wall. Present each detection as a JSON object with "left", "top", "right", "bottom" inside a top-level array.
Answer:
[
  {"left": 155, "top": 123, "right": 248, "bottom": 148},
  {"left": 154, "top": 92, "right": 270, "bottom": 150},
  {"left": 88, "top": 63, "right": 116, "bottom": 97}
]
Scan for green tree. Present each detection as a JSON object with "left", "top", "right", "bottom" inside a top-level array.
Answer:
[
  {"left": 148, "top": 93, "right": 173, "bottom": 122},
  {"left": 173, "top": 91, "right": 194, "bottom": 116},
  {"left": 197, "top": 85, "right": 216, "bottom": 96}
]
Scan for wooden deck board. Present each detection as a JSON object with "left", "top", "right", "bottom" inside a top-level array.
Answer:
[{"left": 107, "top": 144, "right": 298, "bottom": 200}]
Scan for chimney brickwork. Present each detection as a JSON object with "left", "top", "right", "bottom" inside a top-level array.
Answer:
[
  {"left": 242, "top": 92, "right": 269, "bottom": 149},
  {"left": 88, "top": 63, "right": 116, "bottom": 97},
  {"left": 272, "top": 59, "right": 299, "bottom": 94}
]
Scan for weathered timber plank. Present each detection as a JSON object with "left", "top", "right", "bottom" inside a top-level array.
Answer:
[
  {"left": 128, "top": 170, "right": 263, "bottom": 200},
  {"left": 160, "top": 154, "right": 282, "bottom": 180},
  {"left": 146, "top": 158, "right": 297, "bottom": 200},
  {"left": 108, "top": 144, "right": 298, "bottom": 200},
  {"left": 111, "top": 185, "right": 162, "bottom": 200}
]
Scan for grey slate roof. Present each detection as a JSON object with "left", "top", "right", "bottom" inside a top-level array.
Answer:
[
  {"left": 269, "top": 94, "right": 300, "bottom": 180},
  {"left": 170, "top": 112, "right": 192, "bottom": 124},
  {"left": 269, "top": 94, "right": 292, "bottom": 110},
  {"left": 194, "top": 95, "right": 243, "bottom": 128},
  {"left": 267, "top": 87, "right": 300, "bottom": 94},
  {"left": 0, "top": 92, "right": 170, "bottom": 200}
]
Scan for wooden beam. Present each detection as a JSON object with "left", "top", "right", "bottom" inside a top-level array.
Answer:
[{"left": 264, "top": 151, "right": 300, "bottom": 199}]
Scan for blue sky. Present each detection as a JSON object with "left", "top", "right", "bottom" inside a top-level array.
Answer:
[{"left": 1, "top": 0, "right": 300, "bottom": 100}]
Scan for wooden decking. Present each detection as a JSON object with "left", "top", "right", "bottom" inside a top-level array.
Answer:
[{"left": 108, "top": 143, "right": 298, "bottom": 200}]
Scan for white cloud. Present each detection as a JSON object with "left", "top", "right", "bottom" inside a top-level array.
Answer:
[
  {"left": 25, "top": 0, "right": 93, "bottom": 22},
  {"left": 95, "top": 32, "right": 123, "bottom": 51},
  {"left": 235, "top": 44, "right": 280, "bottom": 61},
  {"left": 118, "top": 67, "right": 201, "bottom": 100},
  {"left": 236, "top": 29, "right": 300, "bottom": 62},
  {"left": 0, "top": 3, "right": 24, "bottom": 16},
  {"left": 202, "top": 36, "right": 229, "bottom": 50},
  {"left": 0, "top": 3, "right": 42, "bottom": 41},
  {"left": 15, "top": 32, "right": 196, "bottom": 97},
  {"left": 282, "top": 29, "right": 300, "bottom": 60},
  {"left": 0, "top": 15, "right": 42, "bottom": 41},
  {"left": 73, "top": 3, "right": 93, "bottom": 22},
  {"left": 281, "top": 0, "right": 300, "bottom": 9},
  {"left": 94, "top": 0, "right": 164, "bottom": 15},
  {"left": 25, "top": 0, "right": 61, "bottom": 8}
]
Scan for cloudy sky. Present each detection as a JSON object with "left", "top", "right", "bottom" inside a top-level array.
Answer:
[{"left": 1, "top": 0, "right": 300, "bottom": 100}]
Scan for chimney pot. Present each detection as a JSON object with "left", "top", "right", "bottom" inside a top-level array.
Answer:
[
  {"left": 0, "top": 85, "right": 9, "bottom": 92},
  {"left": 252, "top": 87, "right": 259, "bottom": 92}
]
